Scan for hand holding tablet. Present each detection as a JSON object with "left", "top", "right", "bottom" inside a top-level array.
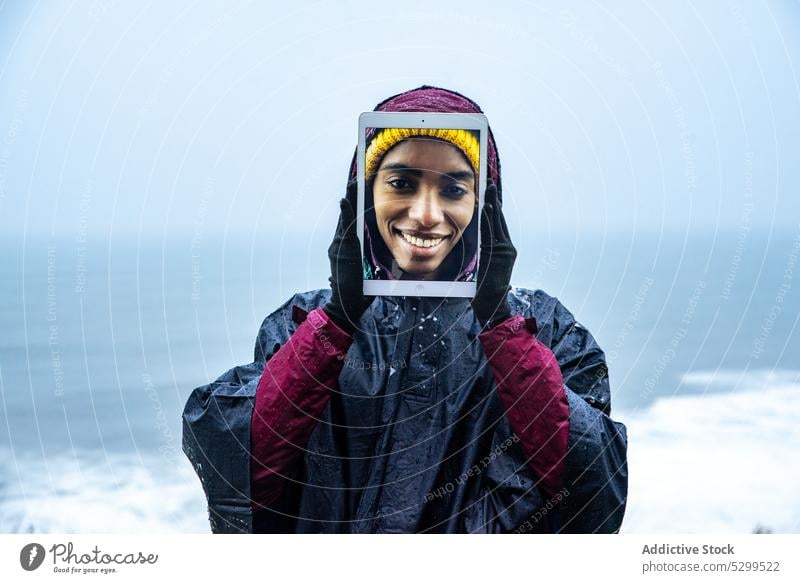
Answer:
[
  {"left": 471, "top": 182, "right": 517, "bottom": 329},
  {"left": 323, "top": 182, "right": 375, "bottom": 334}
]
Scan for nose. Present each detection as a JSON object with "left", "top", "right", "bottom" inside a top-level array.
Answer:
[{"left": 407, "top": 188, "right": 444, "bottom": 227}]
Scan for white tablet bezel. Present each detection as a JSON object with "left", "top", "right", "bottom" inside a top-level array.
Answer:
[{"left": 357, "top": 111, "right": 488, "bottom": 298}]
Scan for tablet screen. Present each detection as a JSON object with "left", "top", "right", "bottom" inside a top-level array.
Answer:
[{"left": 361, "top": 126, "right": 481, "bottom": 287}]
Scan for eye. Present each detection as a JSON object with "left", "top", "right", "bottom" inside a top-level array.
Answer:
[
  {"left": 442, "top": 184, "right": 467, "bottom": 199},
  {"left": 387, "top": 178, "right": 413, "bottom": 191}
]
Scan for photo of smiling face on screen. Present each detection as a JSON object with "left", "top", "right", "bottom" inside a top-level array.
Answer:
[{"left": 362, "top": 128, "right": 481, "bottom": 284}]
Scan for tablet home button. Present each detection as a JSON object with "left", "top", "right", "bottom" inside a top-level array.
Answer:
[{"left": 415, "top": 284, "right": 425, "bottom": 295}]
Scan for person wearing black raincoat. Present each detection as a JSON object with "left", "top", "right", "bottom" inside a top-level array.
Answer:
[{"left": 182, "top": 85, "right": 628, "bottom": 534}]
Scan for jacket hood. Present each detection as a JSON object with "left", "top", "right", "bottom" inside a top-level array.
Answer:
[{"left": 348, "top": 85, "right": 502, "bottom": 282}]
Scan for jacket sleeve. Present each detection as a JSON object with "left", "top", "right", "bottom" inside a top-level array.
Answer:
[
  {"left": 547, "top": 298, "right": 629, "bottom": 533},
  {"left": 181, "top": 294, "right": 296, "bottom": 533},
  {"left": 477, "top": 315, "right": 570, "bottom": 499},
  {"left": 478, "top": 298, "right": 628, "bottom": 533},
  {"left": 250, "top": 307, "right": 353, "bottom": 508}
]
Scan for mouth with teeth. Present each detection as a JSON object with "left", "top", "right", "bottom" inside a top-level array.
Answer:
[{"left": 393, "top": 228, "right": 451, "bottom": 259}]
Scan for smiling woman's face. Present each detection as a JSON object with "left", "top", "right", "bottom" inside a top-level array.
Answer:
[{"left": 372, "top": 137, "right": 476, "bottom": 278}]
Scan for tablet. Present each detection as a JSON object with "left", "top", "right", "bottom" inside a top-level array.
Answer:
[{"left": 357, "top": 111, "right": 488, "bottom": 298}]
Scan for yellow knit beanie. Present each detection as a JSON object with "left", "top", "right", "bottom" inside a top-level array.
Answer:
[{"left": 365, "top": 128, "right": 480, "bottom": 179}]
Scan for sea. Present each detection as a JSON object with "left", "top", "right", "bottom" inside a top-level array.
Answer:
[{"left": 1, "top": 228, "right": 799, "bottom": 533}]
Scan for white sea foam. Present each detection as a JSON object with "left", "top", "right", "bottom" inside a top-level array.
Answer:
[
  {"left": 680, "top": 368, "right": 800, "bottom": 392},
  {"left": 620, "top": 368, "right": 800, "bottom": 533},
  {"left": 0, "top": 449, "right": 210, "bottom": 533}
]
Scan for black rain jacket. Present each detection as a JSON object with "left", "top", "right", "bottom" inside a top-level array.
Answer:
[{"left": 182, "top": 288, "right": 628, "bottom": 533}]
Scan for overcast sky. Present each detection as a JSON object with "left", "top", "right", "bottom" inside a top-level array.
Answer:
[{"left": 1, "top": 0, "right": 799, "bottom": 239}]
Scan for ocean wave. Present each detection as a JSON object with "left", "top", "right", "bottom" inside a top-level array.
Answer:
[
  {"left": 680, "top": 368, "right": 800, "bottom": 391},
  {"left": 619, "top": 368, "right": 800, "bottom": 533},
  {"left": 0, "top": 449, "right": 210, "bottom": 533}
]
